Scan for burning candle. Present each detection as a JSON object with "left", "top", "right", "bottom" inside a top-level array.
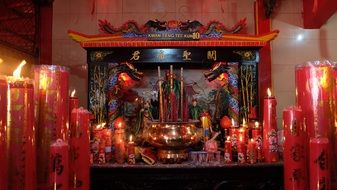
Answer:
[
  {"left": 237, "top": 136, "right": 246, "bottom": 164},
  {"left": 283, "top": 106, "right": 307, "bottom": 190},
  {"left": 263, "top": 88, "right": 279, "bottom": 162},
  {"left": 128, "top": 135, "right": 136, "bottom": 165},
  {"left": 70, "top": 107, "right": 90, "bottom": 190},
  {"left": 34, "top": 65, "right": 69, "bottom": 188},
  {"left": 310, "top": 137, "right": 330, "bottom": 190},
  {"left": 69, "top": 89, "right": 79, "bottom": 118},
  {"left": 224, "top": 136, "right": 232, "bottom": 163},
  {"left": 252, "top": 121, "right": 263, "bottom": 162},
  {"left": 239, "top": 119, "right": 248, "bottom": 144},
  {"left": 0, "top": 75, "right": 7, "bottom": 190},
  {"left": 91, "top": 123, "right": 105, "bottom": 164},
  {"left": 103, "top": 128, "right": 113, "bottom": 163},
  {"left": 7, "top": 60, "right": 36, "bottom": 190},
  {"left": 247, "top": 139, "right": 257, "bottom": 164},
  {"left": 114, "top": 117, "right": 126, "bottom": 164},
  {"left": 49, "top": 139, "right": 69, "bottom": 190}
]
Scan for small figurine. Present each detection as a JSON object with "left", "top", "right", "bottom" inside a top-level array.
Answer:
[
  {"left": 134, "top": 99, "right": 153, "bottom": 136},
  {"left": 189, "top": 98, "right": 203, "bottom": 120}
]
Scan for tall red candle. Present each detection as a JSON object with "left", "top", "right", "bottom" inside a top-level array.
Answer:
[
  {"left": 229, "top": 119, "right": 239, "bottom": 153},
  {"left": 34, "top": 65, "right": 69, "bottom": 188},
  {"left": 309, "top": 137, "right": 330, "bottom": 190},
  {"left": 224, "top": 136, "right": 232, "bottom": 163},
  {"left": 330, "top": 62, "right": 337, "bottom": 189},
  {"left": 0, "top": 76, "right": 8, "bottom": 190},
  {"left": 49, "top": 139, "right": 69, "bottom": 190},
  {"left": 295, "top": 61, "right": 334, "bottom": 139},
  {"left": 114, "top": 117, "right": 126, "bottom": 164},
  {"left": 263, "top": 88, "right": 279, "bottom": 162},
  {"left": 7, "top": 76, "right": 36, "bottom": 190},
  {"left": 252, "top": 122, "right": 263, "bottom": 162},
  {"left": 70, "top": 107, "right": 90, "bottom": 190},
  {"left": 283, "top": 106, "right": 307, "bottom": 190}
]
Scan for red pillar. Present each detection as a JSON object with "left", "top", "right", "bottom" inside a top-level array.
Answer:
[
  {"left": 254, "top": 0, "right": 272, "bottom": 120},
  {"left": 38, "top": 2, "right": 53, "bottom": 65}
]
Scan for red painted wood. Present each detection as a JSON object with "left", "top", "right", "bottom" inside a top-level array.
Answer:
[
  {"left": 303, "top": 0, "right": 337, "bottom": 29},
  {"left": 38, "top": 4, "right": 53, "bottom": 65},
  {"left": 254, "top": 0, "right": 272, "bottom": 120}
]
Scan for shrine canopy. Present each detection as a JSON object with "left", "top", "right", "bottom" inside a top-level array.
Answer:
[{"left": 68, "top": 19, "right": 279, "bottom": 48}]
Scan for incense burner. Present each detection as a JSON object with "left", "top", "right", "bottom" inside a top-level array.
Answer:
[{"left": 144, "top": 121, "right": 202, "bottom": 163}]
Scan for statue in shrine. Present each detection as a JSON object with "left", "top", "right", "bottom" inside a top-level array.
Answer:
[
  {"left": 189, "top": 98, "right": 203, "bottom": 120},
  {"left": 161, "top": 68, "right": 180, "bottom": 121},
  {"left": 134, "top": 99, "right": 153, "bottom": 137}
]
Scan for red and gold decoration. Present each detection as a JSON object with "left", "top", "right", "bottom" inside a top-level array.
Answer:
[
  {"left": 283, "top": 106, "right": 307, "bottom": 190},
  {"left": 263, "top": 88, "right": 279, "bottom": 163},
  {"left": 49, "top": 139, "right": 69, "bottom": 190},
  {"left": 70, "top": 107, "right": 90, "bottom": 190},
  {"left": 34, "top": 65, "right": 69, "bottom": 189}
]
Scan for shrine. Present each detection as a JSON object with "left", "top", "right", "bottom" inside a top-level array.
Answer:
[{"left": 1, "top": 0, "right": 337, "bottom": 190}]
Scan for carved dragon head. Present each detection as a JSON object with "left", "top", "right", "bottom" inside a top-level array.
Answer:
[
  {"left": 204, "top": 62, "right": 229, "bottom": 82},
  {"left": 119, "top": 62, "right": 144, "bottom": 81}
]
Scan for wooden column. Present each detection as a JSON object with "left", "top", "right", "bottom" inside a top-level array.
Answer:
[
  {"left": 254, "top": 0, "right": 272, "bottom": 120},
  {"left": 37, "top": 1, "right": 53, "bottom": 65}
]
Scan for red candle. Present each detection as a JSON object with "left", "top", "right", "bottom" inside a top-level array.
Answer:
[
  {"left": 237, "top": 136, "right": 246, "bottom": 164},
  {"left": 224, "top": 136, "right": 232, "bottom": 163},
  {"left": 69, "top": 89, "right": 79, "bottom": 119},
  {"left": 103, "top": 128, "right": 113, "bottom": 163},
  {"left": 34, "top": 65, "right": 69, "bottom": 188},
  {"left": 7, "top": 74, "right": 36, "bottom": 190},
  {"left": 70, "top": 107, "right": 90, "bottom": 190},
  {"left": 252, "top": 122, "right": 263, "bottom": 162},
  {"left": 128, "top": 135, "right": 136, "bottom": 165},
  {"left": 92, "top": 123, "right": 105, "bottom": 164},
  {"left": 229, "top": 119, "right": 239, "bottom": 153},
  {"left": 247, "top": 139, "right": 257, "bottom": 164},
  {"left": 283, "top": 106, "right": 307, "bottom": 190},
  {"left": 115, "top": 139, "right": 126, "bottom": 164},
  {"left": 49, "top": 139, "right": 69, "bottom": 190},
  {"left": 309, "top": 137, "right": 330, "bottom": 190},
  {"left": 263, "top": 88, "right": 279, "bottom": 162},
  {"left": 114, "top": 117, "right": 126, "bottom": 164},
  {"left": 295, "top": 61, "right": 334, "bottom": 139},
  {"left": 0, "top": 76, "right": 8, "bottom": 190}
]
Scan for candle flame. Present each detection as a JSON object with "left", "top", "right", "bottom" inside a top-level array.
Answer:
[
  {"left": 231, "top": 118, "right": 235, "bottom": 127},
  {"left": 250, "top": 138, "right": 254, "bottom": 143},
  {"left": 254, "top": 121, "right": 259, "bottom": 128},
  {"left": 71, "top": 89, "right": 76, "bottom": 97},
  {"left": 13, "top": 60, "right": 26, "bottom": 78},
  {"left": 239, "top": 136, "right": 243, "bottom": 142},
  {"left": 40, "top": 74, "right": 47, "bottom": 90},
  {"left": 0, "top": 58, "right": 3, "bottom": 64},
  {"left": 227, "top": 136, "right": 230, "bottom": 141},
  {"left": 267, "top": 88, "right": 271, "bottom": 97},
  {"left": 242, "top": 118, "right": 246, "bottom": 125},
  {"left": 129, "top": 135, "right": 133, "bottom": 142},
  {"left": 96, "top": 122, "right": 106, "bottom": 129}
]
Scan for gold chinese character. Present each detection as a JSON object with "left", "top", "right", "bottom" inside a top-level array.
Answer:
[
  {"left": 158, "top": 50, "right": 165, "bottom": 60},
  {"left": 183, "top": 50, "right": 192, "bottom": 61},
  {"left": 207, "top": 50, "right": 217, "bottom": 61},
  {"left": 130, "top": 50, "right": 140, "bottom": 60},
  {"left": 192, "top": 32, "right": 200, "bottom": 40}
]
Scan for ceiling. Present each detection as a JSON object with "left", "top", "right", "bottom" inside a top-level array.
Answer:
[{"left": 0, "top": 0, "right": 38, "bottom": 56}]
